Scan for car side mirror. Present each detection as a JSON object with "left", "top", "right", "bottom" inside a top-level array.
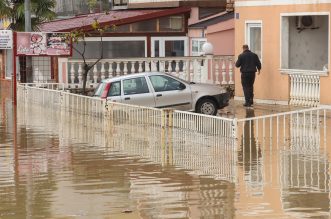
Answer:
[{"left": 179, "top": 83, "right": 186, "bottom": 90}]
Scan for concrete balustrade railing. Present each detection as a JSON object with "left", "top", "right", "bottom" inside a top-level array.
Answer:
[
  {"left": 281, "top": 69, "right": 328, "bottom": 107},
  {"left": 58, "top": 55, "right": 235, "bottom": 88}
]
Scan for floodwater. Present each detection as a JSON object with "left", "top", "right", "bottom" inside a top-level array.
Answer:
[{"left": 0, "top": 94, "right": 331, "bottom": 219}]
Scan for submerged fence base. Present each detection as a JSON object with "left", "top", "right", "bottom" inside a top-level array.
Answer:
[
  {"left": 15, "top": 83, "right": 331, "bottom": 211},
  {"left": 17, "top": 83, "right": 331, "bottom": 145},
  {"left": 17, "top": 83, "right": 238, "bottom": 182}
]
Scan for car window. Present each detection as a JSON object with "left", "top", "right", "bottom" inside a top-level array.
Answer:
[
  {"left": 108, "top": 81, "right": 121, "bottom": 97},
  {"left": 149, "top": 75, "right": 184, "bottom": 92},
  {"left": 94, "top": 82, "right": 106, "bottom": 97},
  {"left": 123, "top": 77, "right": 150, "bottom": 95}
]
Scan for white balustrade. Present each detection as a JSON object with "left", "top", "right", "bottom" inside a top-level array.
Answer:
[
  {"left": 70, "top": 63, "right": 75, "bottom": 86},
  {"left": 93, "top": 64, "right": 98, "bottom": 84},
  {"left": 282, "top": 69, "right": 327, "bottom": 107},
  {"left": 221, "top": 59, "right": 226, "bottom": 85},
  {"left": 228, "top": 60, "right": 234, "bottom": 84},
  {"left": 64, "top": 55, "right": 235, "bottom": 88},
  {"left": 116, "top": 62, "right": 121, "bottom": 77},
  {"left": 100, "top": 62, "right": 106, "bottom": 80},
  {"left": 78, "top": 63, "right": 83, "bottom": 86}
]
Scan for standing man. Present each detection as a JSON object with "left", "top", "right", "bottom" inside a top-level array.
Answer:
[{"left": 235, "top": 44, "right": 261, "bottom": 107}]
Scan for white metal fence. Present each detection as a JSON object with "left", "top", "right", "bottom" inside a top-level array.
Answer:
[
  {"left": 16, "top": 83, "right": 331, "bottom": 189},
  {"left": 18, "top": 83, "right": 331, "bottom": 146},
  {"left": 236, "top": 106, "right": 331, "bottom": 195},
  {"left": 18, "top": 83, "right": 238, "bottom": 138},
  {"left": 237, "top": 107, "right": 331, "bottom": 148},
  {"left": 17, "top": 83, "right": 238, "bottom": 182}
]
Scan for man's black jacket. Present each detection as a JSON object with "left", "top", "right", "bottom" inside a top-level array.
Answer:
[{"left": 235, "top": 50, "right": 261, "bottom": 73}]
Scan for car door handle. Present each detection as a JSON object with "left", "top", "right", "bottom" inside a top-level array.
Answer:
[
  {"left": 124, "top": 97, "right": 131, "bottom": 100},
  {"left": 156, "top": 94, "right": 162, "bottom": 97}
]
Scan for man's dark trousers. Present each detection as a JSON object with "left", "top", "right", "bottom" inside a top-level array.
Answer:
[{"left": 241, "top": 72, "right": 256, "bottom": 105}]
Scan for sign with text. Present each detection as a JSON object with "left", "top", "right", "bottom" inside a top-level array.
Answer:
[
  {"left": 0, "top": 30, "right": 13, "bottom": 49},
  {"left": 16, "top": 32, "right": 71, "bottom": 56}
]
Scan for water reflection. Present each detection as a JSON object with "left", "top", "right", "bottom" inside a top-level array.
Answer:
[
  {"left": 1, "top": 94, "right": 331, "bottom": 218},
  {"left": 0, "top": 100, "right": 236, "bottom": 218},
  {"left": 281, "top": 113, "right": 330, "bottom": 218},
  {"left": 238, "top": 109, "right": 263, "bottom": 195},
  {"left": 237, "top": 108, "right": 331, "bottom": 218}
]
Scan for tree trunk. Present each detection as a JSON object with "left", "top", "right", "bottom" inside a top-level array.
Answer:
[{"left": 82, "top": 64, "right": 89, "bottom": 95}]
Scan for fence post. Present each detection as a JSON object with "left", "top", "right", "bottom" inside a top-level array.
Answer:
[
  {"left": 232, "top": 118, "right": 238, "bottom": 139},
  {"left": 162, "top": 108, "right": 174, "bottom": 128}
]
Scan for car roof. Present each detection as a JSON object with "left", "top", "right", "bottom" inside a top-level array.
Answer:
[{"left": 101, "top": 72, "right": 166, "bottom": 83}]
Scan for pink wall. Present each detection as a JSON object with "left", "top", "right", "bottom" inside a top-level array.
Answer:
[
  {"left": 188, "top": 9, "right": 235, "bottom": 56},
  {"left": 188, "top": 7, "right": 200, "bottom": 25},
  {"left": 188, "top": 29, "right": 204, "bottom": 38},
  {"left": 206, "top": 19, "right": 234, "bottom": 56}
]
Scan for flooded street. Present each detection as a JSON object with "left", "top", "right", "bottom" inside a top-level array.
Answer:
[{"left": 0, "top": 93, "right": 331, "bottom": 219}]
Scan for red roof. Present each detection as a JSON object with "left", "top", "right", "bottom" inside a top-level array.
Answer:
[{"left": 39, "top": 7, "right": 191, "bottom": 32}]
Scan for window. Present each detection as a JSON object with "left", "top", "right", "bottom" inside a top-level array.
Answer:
[
  {"left": 113, "top": 0, "right": 128, "bottom": 6},
  {"left": 32, "top": 57, "right": 52, "bottom": 82},
  {"left": 246, "top": 22, "right": 262, "bottom": 60},
  {"left": 123, "top": 77, "right": 149, "bottom": 95},
  {"left": 191, "top": 38, "right": 207, "bottom": 56},
  {"left": 159, "top": 16, "right": 184, "bottom": 32},
  {"left": 107, "top": 24, "right": 130, "bottom": 33},
  {"left": 132, "top": 20, "right": 157, "bottom": 32},
  {"left": 108, "top": 81, "right": 121, "bottom": 97},
  {"left": 73, "top": 40, "right": 145, "bottom": 59},
  {"left": 149, "top": 75, "right": 184, "bottom": 92}
]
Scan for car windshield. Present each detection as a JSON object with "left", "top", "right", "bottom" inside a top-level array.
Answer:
[{"left": 94, "top": 82, "right": 106, "bottom": 97}]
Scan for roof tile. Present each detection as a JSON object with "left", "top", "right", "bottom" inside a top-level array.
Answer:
[{"left": 39, "top": 7, "right": 190, "bottom": 32}]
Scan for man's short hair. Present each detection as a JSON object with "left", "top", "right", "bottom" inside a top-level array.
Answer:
[{"left": 243, "top": 44, "right": 249, "bottom": 50}]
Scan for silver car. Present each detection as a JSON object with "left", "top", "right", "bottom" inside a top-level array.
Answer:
[{"left": 93, "top": 72, "right": 230, "bottom": 115}]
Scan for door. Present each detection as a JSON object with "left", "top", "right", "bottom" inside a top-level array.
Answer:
[
  {"left": 121, "top": 76, "right": 155, "bottom": 107},
  {"left": 151, "top": 37, "right": 188, "bottom": 73},
  {"left": 151, "top": 37, "right": 188, "bottom": 57},
  {"left": 148, "top": 74, "right": 192, "bottom": 111}
]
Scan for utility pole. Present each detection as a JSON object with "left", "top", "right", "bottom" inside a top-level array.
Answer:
[
  {"left": 99, "top": 0, "right": 103, "bottom": 12},
  {"left": 25, "top": 0, "right": 33, "bottom": 83}
]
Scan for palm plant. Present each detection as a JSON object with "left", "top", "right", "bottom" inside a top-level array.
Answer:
[
  {"left": 0, "top": 0, "right": 11, "bottom": 20},
  {"left": 5, "top": 0, "right": 56, "bottom": 31}
]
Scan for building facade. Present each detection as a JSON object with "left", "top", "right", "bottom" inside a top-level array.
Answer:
[{"left": 235, "top": 0, "right": 331, "bottom": 106}]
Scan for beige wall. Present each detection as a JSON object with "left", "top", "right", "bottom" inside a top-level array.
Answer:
[{"left": 235, "top": 3, "right": 331, "bottom": 104}]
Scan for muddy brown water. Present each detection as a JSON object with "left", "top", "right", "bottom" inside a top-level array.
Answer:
[{"left": 0, "top": 95, "right": 330, "bottom": 219}]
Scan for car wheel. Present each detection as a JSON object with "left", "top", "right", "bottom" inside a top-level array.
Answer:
[{"left": 196, "top": 99, "right": 218, "bottom": 116}]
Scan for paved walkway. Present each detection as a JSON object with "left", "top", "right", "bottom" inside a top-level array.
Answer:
[{"left": 218, "top": 99, "right": 305, "bottom": 119}]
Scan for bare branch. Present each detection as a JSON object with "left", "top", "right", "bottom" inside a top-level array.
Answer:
[{"left": 72, "top": 46, "right": 83, "bottom": 57}]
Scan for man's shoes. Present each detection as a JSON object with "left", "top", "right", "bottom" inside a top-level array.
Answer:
[{"left": 243, "top": 103, "right": 251, "bottom": 107}]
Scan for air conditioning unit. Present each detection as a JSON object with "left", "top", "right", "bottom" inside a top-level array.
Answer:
[{"left": 296, "top": 16, "right": 318, "bottom": 30}]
